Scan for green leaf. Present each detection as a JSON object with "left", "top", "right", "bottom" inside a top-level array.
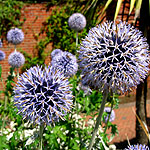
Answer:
[
  {"left": 98, "top": 0, "right": 112, "bottom": 20},
  {"left": 129, "top": 0, "right": 136, "bottom": 14},
  {"left": 135, "top": 0, "right": 143, "bottom": 20},
  {"left": 114, "top": 0, "right": 123, "bottom": 21}
]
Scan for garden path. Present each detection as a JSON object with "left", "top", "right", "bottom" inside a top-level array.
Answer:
[{"left": 110, "top": 100, "right": 150, "bottom": 144}]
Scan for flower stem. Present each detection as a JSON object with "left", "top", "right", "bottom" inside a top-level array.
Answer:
[
  {"left": 2, "top": 96, "right": 8, "bottom": 134},
  {"left": 17, "top": 68, "right": 19, "bottom": 78},
  {"left": 104, "top": 94, "right": 114, "bottom": 134},
  {"left": 76, "top": 31, "right": 78, "bottom": 48},
  {"left": 39, "top": 123, "right": 44, "bottom": 150},
  {"left": 88, "top": 89, "right": 108, "bottom": 150}
]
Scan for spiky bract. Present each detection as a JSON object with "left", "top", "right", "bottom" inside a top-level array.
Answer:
[
  {"left": 51, "top": 49, "right": 63, "bottom": 58},
  {"left": 78, "top": 21, "right": 149, "bottom": 94},
  {"left": 0, "top": 50, "right": 5, "bottom": 61},
  {"left": 14, "top": 65, "right": 73, "bottom": 125},
  {"left": 125, "top": 144, "right": 149, "bottom": 150},
  {"left": 103, "top": 107, "right": 115, "bottom": 123},
  {"left": 7, "top": 28, "right": 24, "bottom": 45},
  {"left": 51, "top": 51, "right": 78, "bottom": 77},
  {"left": 8, "top": 51, "right": 25, "bottom": 68},
  {"left": 68, "top": 13, "right": 86, "bottom": 31}
]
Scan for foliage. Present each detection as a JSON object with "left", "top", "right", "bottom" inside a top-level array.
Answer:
[
  {"left": 0, "top": 65, "right": 15, "bottom": 100},
  {"left": 0, "top": 72, "right": 119, "bottom": 150},
  {"left": 20, "top": 2, "right": 97, "bottom": 72},
  {"left": 0, "top": 0, "right": 24, "bottom": 38}
]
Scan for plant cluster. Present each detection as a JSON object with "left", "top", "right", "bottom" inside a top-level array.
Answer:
[{"left": 0, "top": 1, "right": 149, "bottom": 150}]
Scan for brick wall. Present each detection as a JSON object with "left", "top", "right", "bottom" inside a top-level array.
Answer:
[
  {"left": 0, "top": 3, "right": 53, "bottom": 98},
  {"left": 0, "top": 1, "right": 149, "bottom": 100}
]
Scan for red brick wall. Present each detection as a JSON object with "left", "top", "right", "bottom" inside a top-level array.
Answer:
[
  {"left": 0, "top": 1, "right": 149, "bottom": 100},
  {"left": 0, "top": 3, "right": 53, "bottom": 98}
]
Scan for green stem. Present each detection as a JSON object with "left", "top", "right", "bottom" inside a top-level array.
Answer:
[
  {"left": 39, "top": 123, "right": 44, "bottom": 150},
  {"left": 76, "top": 31, "right": 78, "bottom": 48},
  {"left": 2, "top": 96, "right": 8, "bottom": 134},
  {"left": 104, "top": 95, "right": 114, "bottom": 133},
  {"left": 88, "top": 89, "right": 108, "bottom": 150},
  {"left": 17, "top": 68, "right": 19, "bottom": 78}
]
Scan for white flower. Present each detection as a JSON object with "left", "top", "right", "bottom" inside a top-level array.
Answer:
[{"left": 6, "top": 132, "right": 14, "bottom": 141}]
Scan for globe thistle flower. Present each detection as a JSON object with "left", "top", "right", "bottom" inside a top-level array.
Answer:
[
  {"left": 14, "top": 65, "right": 73, "bottom": 125},
  {"left": 0, "top": 39, "right": 2, "bottom": 48},
  {"left": 0, "top": 50, "right": 5, "bottom": 61},
  {"left": 51, "top": 51, "right": 78, "bottom": 77},
  {"left": 103, "top": 107, "right": 115, "bottom": 123},
  {"left": 68, "top": 13, "right": 86, "bottom": 31},
  {"left": 7, "top": 28, "right": 24, "bottom": 45},
  {"left": 8, "top": 51, "right": 25, "bottom": 68},
  {"left": 125, "top": 144, "right": 149, "bottom": 150},
  {"left": 51, "top": 49, "right": 63, "bottom": 59},
  {"left": 78, "top": 21, "right": 149, "bottom": 94}
]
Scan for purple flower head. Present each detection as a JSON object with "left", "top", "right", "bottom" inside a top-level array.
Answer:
[
  {"left": 0, "top": 39, "right": 2, "bottom": 48},
  {"left": 0, "top": 50, "right": 5, "bottom": 61},
  {"left": 68, "top": 13, "right": 86, "bottom": 31},
  {"left": 51, "top": 49, "right": 63, "bottom": 59},
  {"left": 103, "top": 107, "right": 115, "bottom": 123},
  {"left": 51, "top": 51, "right": 78, "bottom": 77},
  {"left": 7, "top": 28, "right": 24, "bottom": 45},
  {"left": 8, "top": 51, "right": 25, "bottom": 68},
  {"left": 78, "top": 21, "right": 149, "bottom": 94},
  {"left": 14, "top": 65, "right": 73, "bottom": 125},
  {"left": 125, "top": 144, "right": 149, "bottom": 150}
]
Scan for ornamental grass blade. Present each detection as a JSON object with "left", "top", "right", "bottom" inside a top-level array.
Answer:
[
  {"left": 129, "top": 0, "right": 136, "bottom": 15},
  {"left": 134, "top": 0, "right": 142, "bottom": 20},
  {"left": 149, "top": 0, "right": 150, "bottom": 15},
  {"left": 114, "top": 0, "right": 123, "bottom": 21},
  {"left": 132, "top": 107, "right": 150, "bottom": 141},
  {"left": 98, "top": 0, "right": 112, "bottom": 22}
]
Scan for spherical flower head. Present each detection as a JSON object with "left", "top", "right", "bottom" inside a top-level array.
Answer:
[
  {"left": 7, "top": 28, "right": 24, "bottom": 45},
  {"left": 103, "top": 107, "right": 115, "bottom": 123},
  {"left": 68, "top": 13, "right": 86, "bottom": 31},
  {"left": 0, "top": 50, "right": 5, "bottom": 61},
  {"left": 78, "top": 21, "right": 149, "bottom": 94},
  {"left": 51, "top": 51, "right": 78, "bottom": 77},
  {"left": 125, "top": 144, "right": 150, "bottom": 150},
  {"left": 8, "top": 51, "right": 25, "bottom": 68},
  {"left": 14, "top": 65, "right": 73, "bottom": 125},
  {"left": 0, "top": 39, "right": 2, "bottom": 48},
  {"left": 51, "top": 49, "right": 63, "bottom": 59}
]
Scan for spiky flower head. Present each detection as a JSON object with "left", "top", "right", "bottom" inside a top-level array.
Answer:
[
  {"left": 0, "top": 50, "right": 5, "bottom": 61},
  {"left": 14, "top": 65, "right": 73, "bottom": 125},
  {"left": 125, "top": 144, "right": 149, "bottom": 150},
  {"left": 51, "top": 51, "right": 78, "bottom": 77},
  {"left": 0, "top": 39, "right": 2, "bottom": 48},
  {"left": 7, "top": 28, "right": 24, "bottom": 45},
  {"left": 51, "top": 49, "right": 63, "bottom": 58},
  {"left": 103, "top": 107, "right": 115, "bottom": 123},
  {"left": 68, "top": 13, "right": 86, "bottom": 31},
  {"left": 78, "top": 21, "right": 149, "bottom": 94},
  {"left": 8, "top": 51, "right": 25, "bottom": 68}
]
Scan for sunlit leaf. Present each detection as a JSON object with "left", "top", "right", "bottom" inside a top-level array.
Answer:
[
  {"left": 134, "top": 0, "right": 142, "bottom": 20},
  {"left": 129, "top": 0, "right": 136, "bottom": 14},
  {"left": 114, "top": 0, "right": 123, "bottom": 21},
  {"left": 132, "top": 108, "right": 150, "bottom": 141},
  {"left": 98, "top": 0, "right": 113, "bottom": 21}
]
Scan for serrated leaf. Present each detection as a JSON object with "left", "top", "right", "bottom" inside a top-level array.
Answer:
[
  {"left": 114, "top": 0, "right": 123, "bottom": 21},
  {"left": 129, "top": 0, "right": 136, "bottom": 14}
]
